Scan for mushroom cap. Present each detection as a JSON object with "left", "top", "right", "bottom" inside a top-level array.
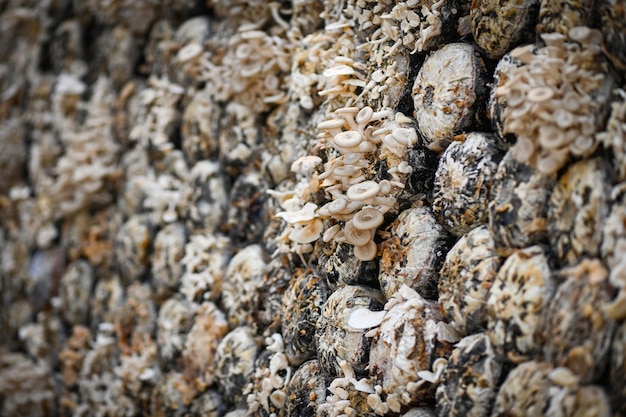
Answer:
[
  {"left": 568, "top": 26, "right": 603, "bottom": 46},
  {"left": 354, "top": 240, "right": 378, "bottom": 261},
  {"left": 332, "top": 165, "right": 360, "bottom": 177},
  {"left": 353, "top": 208, "right": 384, "bottom": 231},
  {"left": 289, "top": 218, "right": 324, "bottom": 244},
  {"left": 323, "top": 223, "right": 341, "bottom": 242},
  {"left": 397, "top": 161, "right": 413, "bottom": 174},
  {"left": 509, "top": 44, "right": 535, "bottom": 62},
  {"left": 527, "top": 87, "right": 554, "bottom": 102},
  {"left": 276, "top": 202, "right": 318, "bottom": 224},
  {"left": 379, "top": 180, "right": 392, "bottom": 194},
  {"left": 323, "top": 64, "right": 355, "bottom": 77},
  {"left": 343, "top": 153, "right": 362, "bottom": 165},
  {"left": 326, "top": 198, "right": 349, "bottom": 215},
  {"left": 372, "top": 127, "right": 392, "bottom": 138},
  {"left": 317, "top": 119, "right": 346, "bottom": 130},
  {"left": 335, "top": 106, "right": 360, "bottom": 115},
  {"left": 177, "top": 43, "right": 203, "bottom": 62},
  {"left": 291, "top": 155, "right": 322, "bottom": 173},
  {"left": 333, "top": 131, "right": 363, "bottom": 148},
  {"left": 347, "top": 180, "right": 380, "bottom": 201},
  {"left": 344, "top": 220, "right": 372, "bottom": 246},
  {"left": 356, "top": 106, "right": 374, "bottom": 124},
  {"left": 382, "top": 134, "right": 408, "bottom": 157},
  {"left": 391, "top": 127, "right": 418, "bottom": 146}
]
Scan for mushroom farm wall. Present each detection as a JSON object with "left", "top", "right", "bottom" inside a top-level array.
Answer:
[{"left": 1, "top": 1, "right": 625, "bottom": 416}]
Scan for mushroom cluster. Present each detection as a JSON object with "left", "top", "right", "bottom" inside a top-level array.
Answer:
[
  {"left": 286, "top": 29, "right": 361, "bottom": 113},
  {"left": 377, "top": 0, "right": 452, "bottom": 54},
  {"left": 325, "top": 0, "right": 460, "bottom": 55},
  {"left": 129, "top": 76, "right": 185, "bottom": 152},
  {"left": 494, "top": 27, "right": 615, "bottom": 174},
  {"left": 45, "top": 76, "right": 121, "bottom": 222},
  {"left": 276, "top": 104, "right": 419, "bottom": 261},
  {"left": 211, "top": 29, "right": 292, "bottom": 113},
  {"left": 317, "top": 359, "right": 377, "bottom": 417},
  {"left": 319, "top": 57, "right": 366, "bottom": 107},
  {"left": 245, "top": 334, "right": 292, "bottom": 416}
]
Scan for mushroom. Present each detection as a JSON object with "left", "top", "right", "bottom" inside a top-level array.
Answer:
[
  {"left": 177, "top": 43, "right": 203, "bottom": 62},
  {"left": 354, "top": 240, "right": 377, "bottom": 261},
  {"left": 527, "top": 87, "right": 554, "bottom": 102},
  {"left": 343, "top": 220, "right": 372, "bottom": 246},
  {"left": 318, "top": 118, "right": 346, "bottom": 136},
  {"left": 391, "top": 127, "right": 418, "bottom": 146},
  {"left": 493, "top": 29, "right": 614, "bottom": 174},
  {"left": 275, "top": 202, "right": 318, "bottom": 224},
  {"left": 379, "top": 180, "right": 392, "bottom": 194},
  {"left": 335, "top": 106, "right": 360, "bottom": 131},
  {"left": 323, "top": 224, "right": 342, "bottom": 242},
  {"left": 326, "top": 198, "right": 349, "bottom": 215},
  {"left": 289, "top": 218, "right": 324, "bottom": 244},
  {"left": 347, "top": 180, "right": 380, "bottom": 201},
  {"left": 291, "top": 155, "right": 322, "bottom": 174},
  {"left": 356, "top": 106, "right": 374, "bottom": 124},
  {"left": 332, "top": 165, "right": 360, "bottom": 177},
  {"left": 333, "top": 130, "right": 363, "bottom": 149},
  {"left": 397, "top": 161, "right": 413, "bottom": 174},
  {"left": 382, "top": 133, "right": 407, "bottom": 157},
  {"left": 323, "top": 64, "right": 356, "bottom": 77},
  {"left": 352, "top": 208, "right": 384, "bottom": 231}
]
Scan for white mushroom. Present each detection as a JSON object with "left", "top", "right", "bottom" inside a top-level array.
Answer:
[
  {"left": 177, "top": 43, "right": 203, "bottom": 62},
  {"left": 323, "top": 64, "right": 356, "bottom": 77},
  {"left": 354, "top": 240, "right": 378, "bottom": 261},
  {"left": 348, "top": 308, "right": 387, "bottom": 330},
  {"left": 289, "top": 218, "right": 324, "bottom": 244},
  {"left": 527, "top": 87, "right": 554, "bottom": 102},
  {"left": 333, "top": 130, "right": 363, "bottom": 149},
  {"left": 347, "top": 180, "right": 380, "bottom": 201},
  {"left": 325, "top": 198, "right": 349, "bottom": 215},
  {"left": 352, "top": 208, "right": 384, "bottom": 231},
  {"left": 318, "top": 118, "right": 346, "bottom": 136},
  {"left": 275, "top": 202, "right": 318, "bottom": 224},
  {"left": 335, "top": 106, "right": 360, "bottom": 131},
  {"left": 323, "top": 224, "right": 342, "bottom": 242},
  {"left": 356, "top": 106, "right": 374, "bottom": 124},
  {"left": 343, "top": 220, "right": 372, "bottom": 246},
  {"left": 391, "top": 127, "right": 418, "bottom": 146}
]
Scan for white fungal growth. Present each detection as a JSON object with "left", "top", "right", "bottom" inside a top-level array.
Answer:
[
  {"left": 245, "top": 334, "right": 292, "bottom": 416},
  {"left": 207, "top": 29, "right": 292, "bottom": 113},
  {"left": 318, "top": 360, "right": 377, "bottom": 417},
  {"left": 495, "top": 28, "right": 614, "bottom": 174},
  {"left": 371, "top": 0, "right": 446, "bottom": 55},
  {"left": 275, "top": 202, "right": 318, "bottom": 223},
  {"left": 180, "top": 234, "right": 231, "bottom": 303},
  {"left": 318, "top": 56, "right": 366, "bottom": 107},
  {"left": 273, "top": 103, "right": 419, "bottom": 260},
  {"left": 348, "top": 308, "right": 387, "bottom": 329},
  {"left": 46, "top": 76, "right": 120, "bottom": 219},
  {"left": 368, "top": 285, "right": 452, "bottom": 413}
]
